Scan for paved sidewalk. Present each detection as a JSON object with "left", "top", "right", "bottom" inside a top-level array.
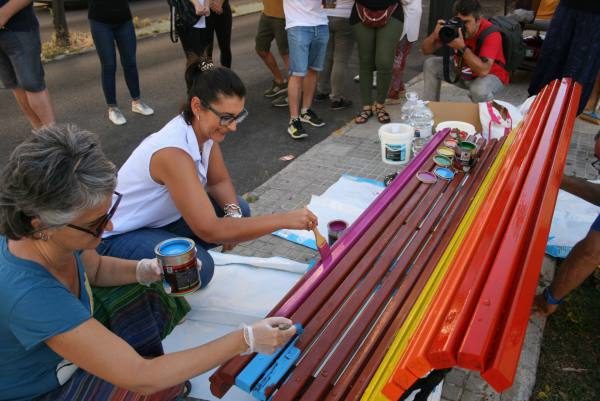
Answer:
[{"left": 229, "top": 71, "right": 599, "bottom": 401}]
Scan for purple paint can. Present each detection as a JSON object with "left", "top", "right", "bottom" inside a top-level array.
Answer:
[{"left": 327, "top": 219, "right": 348, "bottom": 246}]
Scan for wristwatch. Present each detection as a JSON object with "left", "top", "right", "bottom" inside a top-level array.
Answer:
[{"left": 224, "top": 203, "right": 243, "bottom": 218}]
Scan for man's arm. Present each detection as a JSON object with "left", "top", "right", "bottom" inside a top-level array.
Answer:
[
  {"left": 447, "top": 29, "right": 494, "bottom": 76},
  {"left": 421, "top": 19, "right": 445, "bottom": 55},
  {"left": 0, "top": 0, "right": 32, "bottom": 27},
  {"left": 560, "top": 175, "right": 600, "bottom": 207}
]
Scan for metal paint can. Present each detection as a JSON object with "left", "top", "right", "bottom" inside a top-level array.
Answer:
[
  {"left": 437, "top": 146, "right": 455, "bottom": 159},
  {"left": 453, "top": 141, "right": 477, "bottom": 172},
  {"left": 154, "top": 237, "right": 200, "bottom": 296},
  {"left": 433, "top": 155, "right": 452, "bottom": 167},
  {"left": 327, "top": 219, "right": 348, "bottom": 246}
]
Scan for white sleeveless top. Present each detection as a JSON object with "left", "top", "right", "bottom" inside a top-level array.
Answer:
[{"left": 104, "top": 115, "right": 213, "bottom": 237}]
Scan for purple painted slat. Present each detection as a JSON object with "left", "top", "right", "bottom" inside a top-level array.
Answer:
[{"left": 276, "top": 128, "right": 450, "bottom": 317}]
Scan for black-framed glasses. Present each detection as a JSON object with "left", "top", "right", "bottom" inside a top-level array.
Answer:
[
  {"left": 67, "top": 191, "right": 122, "bottom": 237},
  {"left": 202, "top": 100, "right": 248, "bottom": 126}
]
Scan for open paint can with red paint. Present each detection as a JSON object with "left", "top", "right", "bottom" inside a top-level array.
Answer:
[{"left": 155, "top": 237, "right": 201, "bottom": 296}]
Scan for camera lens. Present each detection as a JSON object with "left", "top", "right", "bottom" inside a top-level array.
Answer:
[{"left": 439, "top": 25, "right": 458, "bottom": 43}]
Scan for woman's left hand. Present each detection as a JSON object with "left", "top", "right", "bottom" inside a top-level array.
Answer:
[{"left": 136, "top": 258, "right": 163, "bottom": 286}]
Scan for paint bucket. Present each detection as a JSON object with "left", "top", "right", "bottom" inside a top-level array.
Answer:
[
  {"left": 454, "top": 141, "right": 478, "bottom": 172},
  {"left": 155, "top": 237, "right": 200, "bottom": 296},
  {"left": 378, "top": 123, "right": 415, "bottom": 165},
  {"left": 327, "top": 219, "right": 348, "bottom": 246}
]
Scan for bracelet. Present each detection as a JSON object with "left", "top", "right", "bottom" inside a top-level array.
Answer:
[
  {"left": 224, "top": 203, "right": 243, "bottom": 218},
  {"left": 543, "top": 287, "right": 564, "bottom": 305}
]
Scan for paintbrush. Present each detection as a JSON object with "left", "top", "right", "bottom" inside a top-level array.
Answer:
[{"left": 312, "top": 226, "right": 332, "bottom": 261}]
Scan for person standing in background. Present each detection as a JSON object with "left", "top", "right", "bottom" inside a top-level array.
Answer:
[
  {"left": 255, "top": 0, "right": 289, "bottom": 99},
  {"left": 0, "top": 0, "right": 55, "bottom": 128},
  {"left": 315, "top": 0, "right": 355, "bottom": 111},
  {"left": 88, "top": 0, "right": 154, "bottom": 126},
  {"left": 206, "top": 0, "right": 233, "bottom": 67},
  {"left": 387, "top": 0, "right": 422, "bottom": 103},
  {"left": 176, "top": 0, "right": 211, "bottom": 64}
]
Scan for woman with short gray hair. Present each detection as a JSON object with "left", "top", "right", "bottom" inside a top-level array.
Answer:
[{"left": 0, "top": 125, "right": 295, "bottom": 401}]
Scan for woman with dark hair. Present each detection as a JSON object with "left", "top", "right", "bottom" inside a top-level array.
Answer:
[
  {"left": 0, "top": 125, "right": 295, "bottom": 401},
  {"left": 95, "top": 61, "right": 317, "bottom": 328},
  {"left": 88, "top": 0, "right": 154, "bottom": 125}
]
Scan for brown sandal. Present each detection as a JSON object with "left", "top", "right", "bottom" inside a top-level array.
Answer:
[
  {"left": 374, "top": 104, "right": 391, "bottom": 124},
  {"left": 355, "top": 108, "right": 373, "bottom": 124}
]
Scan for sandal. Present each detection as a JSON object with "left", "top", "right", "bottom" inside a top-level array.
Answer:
[
  {"left": 374, "top": 104, "right": 391, "bottom": 124},
  {"left": 355, "top": 107, "right": 373, "bottom": 124}
]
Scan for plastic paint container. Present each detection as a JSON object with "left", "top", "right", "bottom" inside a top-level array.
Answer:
[
  {"left": 378, "top": 123, "right": 415, "bottom": 165},
  {"left": 437, "top": 146, "right": 455, "bottom": 159},
  {"left": 433, "top": 155, "right": 452, "bottom": 167},
  {"left": 434, "top": 167, "right": 455, "bottom": 181},
  {"left": 155, "top": 237, "right": 200, "bottom": 296},
  {"left": 327, "top": 219, "right": 348, "bottom": 246},
  {"left": 416, "top": 171, "right": 437, "bottom": 184},
  {"left": 454, "top": 141, "right": 478, "bottom": 172}
]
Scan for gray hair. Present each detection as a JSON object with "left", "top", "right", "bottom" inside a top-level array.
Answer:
[{"left": 0, "top": 124, "right": 117, "bottom": 239}]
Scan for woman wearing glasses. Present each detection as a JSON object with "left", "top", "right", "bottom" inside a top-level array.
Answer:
[
  {"left": 94, "top": 60, "right": 317, "bottom": 337},
  {"left": 0, "top": 125, "right": 295, "bottom": 401}
]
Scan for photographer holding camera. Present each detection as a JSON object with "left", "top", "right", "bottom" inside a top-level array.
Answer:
[{"left": 421, "top": 0, "right": 508, "bottom": 102}]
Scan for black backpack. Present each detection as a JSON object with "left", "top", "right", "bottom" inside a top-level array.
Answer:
[
  {"left": 168, "top": 0, "right": 199, "bottom": 43},
  {"left": 476, "top": 15, "right": 526, "bottom": 73}
]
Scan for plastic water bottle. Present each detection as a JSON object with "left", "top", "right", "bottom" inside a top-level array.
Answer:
[
  {"left": 399, "top": 91, "right": 419, "bottom": 124},
  {"left": 409, "top": 100, "right": 434, "bottom": 156}
]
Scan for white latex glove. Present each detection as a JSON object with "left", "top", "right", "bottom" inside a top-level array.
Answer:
[
  {"left": 136, "top": 258, "right": 162, "bottom": 286},
  {"left": 242, "top": 317, "right": 296, "bottom": 354}
]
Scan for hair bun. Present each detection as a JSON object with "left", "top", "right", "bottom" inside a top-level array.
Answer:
[{"left": 199, "top": 60, "right": 215, "bottom": 72}]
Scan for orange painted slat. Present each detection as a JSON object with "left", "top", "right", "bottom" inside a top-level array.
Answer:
[
  {"left": 458, "top": 79, "right": 570, "bottom": 371},
  {"left": 482, "top": 80, "right": 581, "bottom": 391}
]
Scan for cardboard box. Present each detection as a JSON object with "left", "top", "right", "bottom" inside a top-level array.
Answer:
[{"left": 428, "top": 101, "right": 483, "bottom": 132}]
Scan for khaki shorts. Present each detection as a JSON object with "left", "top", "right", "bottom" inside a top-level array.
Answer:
[{"left": 255, "top": 13, "right": 288, "bottom": 55}]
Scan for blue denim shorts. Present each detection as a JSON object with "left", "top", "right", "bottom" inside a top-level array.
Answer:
[
  {"left": 591, "top": 214, "right": 600, "bottom": 232},
  {"left": 287, "top": 25, "right": 329, "bottom": 76},
  {"left": 0, "top": 28, "right": 46, "bottom": 92}
]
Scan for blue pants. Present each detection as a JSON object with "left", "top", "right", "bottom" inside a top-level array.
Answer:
[
  {"left": 97, "top": 196, "right": 251, "bottom": 288},
  {"left": 89, "top": 18, "right": 140, "bottom": 106}
]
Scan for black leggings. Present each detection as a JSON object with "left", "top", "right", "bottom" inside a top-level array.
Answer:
[
  {"left": 206, "top": 0, "right": 232, "bottom": 67},
  {"left": 177, "top": 25, "right": 211, "bottom": 62}
]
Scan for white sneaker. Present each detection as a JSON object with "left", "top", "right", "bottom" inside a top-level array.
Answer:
[
  {"left": 108, "top": 107, "right": 127, "bottom": 125},
  {"left": 131, "top": 100, "right": 154, "bottom": 116}
]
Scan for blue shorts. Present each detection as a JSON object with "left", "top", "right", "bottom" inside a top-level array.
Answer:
[
  {"left": 591, "top": 214, "right": 600, "bottom": 232},
  {"left": 286, "top": 25, "right": 329, "bottom": 77},
  {"left": 0, "top": 28, "right": 46, "bottom": 92}
]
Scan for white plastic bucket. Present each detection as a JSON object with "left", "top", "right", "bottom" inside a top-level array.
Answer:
[{"left": 378, "top": 123, "right": 415, "bottom": 165}]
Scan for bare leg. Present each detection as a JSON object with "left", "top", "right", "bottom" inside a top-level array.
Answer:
[
  {"left": 288, "top": 75, "right": 302, "bottom": 119},
  {"left": 26, "top": 89, "right": 55, "bottom": 128},
  {"left": 256, "top": 50, "right": 285, "bottom": 83},
  {"left": 301, "top": 69, "right": 318, "bottom": 110},
  {"left": 282, "top": 54, "right": 289, "bottom": 74},
  {"left": 534, "top": 229, "right": 600, "bottom": 315},
  {"left": 12, "top": 88, "right": 42, "bottom": 128}
]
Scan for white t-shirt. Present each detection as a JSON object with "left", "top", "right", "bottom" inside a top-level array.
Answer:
[
  {"left": 104, "top": 115, "right": 213, "bottom": 237},
  {"left": 284, "top": 0, "right": 328, "bottom": 29},
  {"left": 323, "top": 0, "right": 353, "bottom": 19},
  {"left": 193, "top": 0, "right": 206, "bottom": 28}
]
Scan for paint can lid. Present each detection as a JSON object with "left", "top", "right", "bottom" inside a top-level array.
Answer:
[
  {"left": 416, "top": 171, "right": 438, "bottom": 184},
  {"left": 437, "top": 147, "right": 454, "bottom": 158},
  {"left": 433, "top": 155, "right": 452, "bottom": 167},
  {"left": 434, "top": 167, "right": 455, "bottom": 181}
]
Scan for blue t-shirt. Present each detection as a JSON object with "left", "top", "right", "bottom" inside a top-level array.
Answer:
[
  {"left": 0, "top": 236, "right": 92, "bottom": 401},
  {"left": 0, "top": 0, "right": 39, "bottom": 31}
]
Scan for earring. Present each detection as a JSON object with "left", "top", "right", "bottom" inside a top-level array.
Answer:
[
  {"left": 34, "top": 231, "right": 48, "bottom": 241},
  {"left": 196, "top": 115, "right": 199, "bottom": 121}
]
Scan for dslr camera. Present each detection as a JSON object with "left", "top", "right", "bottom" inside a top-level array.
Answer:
[{"left": 439, "top": 17, "right": 466, "bottom": 43}]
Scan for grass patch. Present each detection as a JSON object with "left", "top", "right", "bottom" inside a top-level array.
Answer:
[
  {"left": 41, "top": 31, "right": 93, "bottom": 61},
  {"left": 532, "top": 274, "right": 600, "bottom": 401}
]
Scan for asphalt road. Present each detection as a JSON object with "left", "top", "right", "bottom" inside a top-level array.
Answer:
[{"left": 0, "top": 4, "right": 426, "bottom": 194}]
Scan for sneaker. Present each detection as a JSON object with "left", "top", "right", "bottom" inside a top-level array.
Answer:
[
  {"left": 108, "top": 107, "right": 127, "bottom": 125},
  {"left": 271, "top": 95, "right": 288, "bottom": 107},
  {"left": 330, "top": 98, "right": 353, "bottom": 110},
  {"left": 314, "top": 92, "right": 330, "bottom": 103},
  {"left": 131, "top": 100, "right": 154, "bottom": 116},
  {"left": 288, "top": 118, "right": 308, "bottom": 139},
  {"left": 264, "top": 80, "right": 288, "bottom": 98},
  {"left": 300, "top": 108, "right": 325, "bottom": 127}
]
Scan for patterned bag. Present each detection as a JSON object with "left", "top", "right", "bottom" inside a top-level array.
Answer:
[{"left": 356, "top": 2, "right": 398, "bottom": 28}]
